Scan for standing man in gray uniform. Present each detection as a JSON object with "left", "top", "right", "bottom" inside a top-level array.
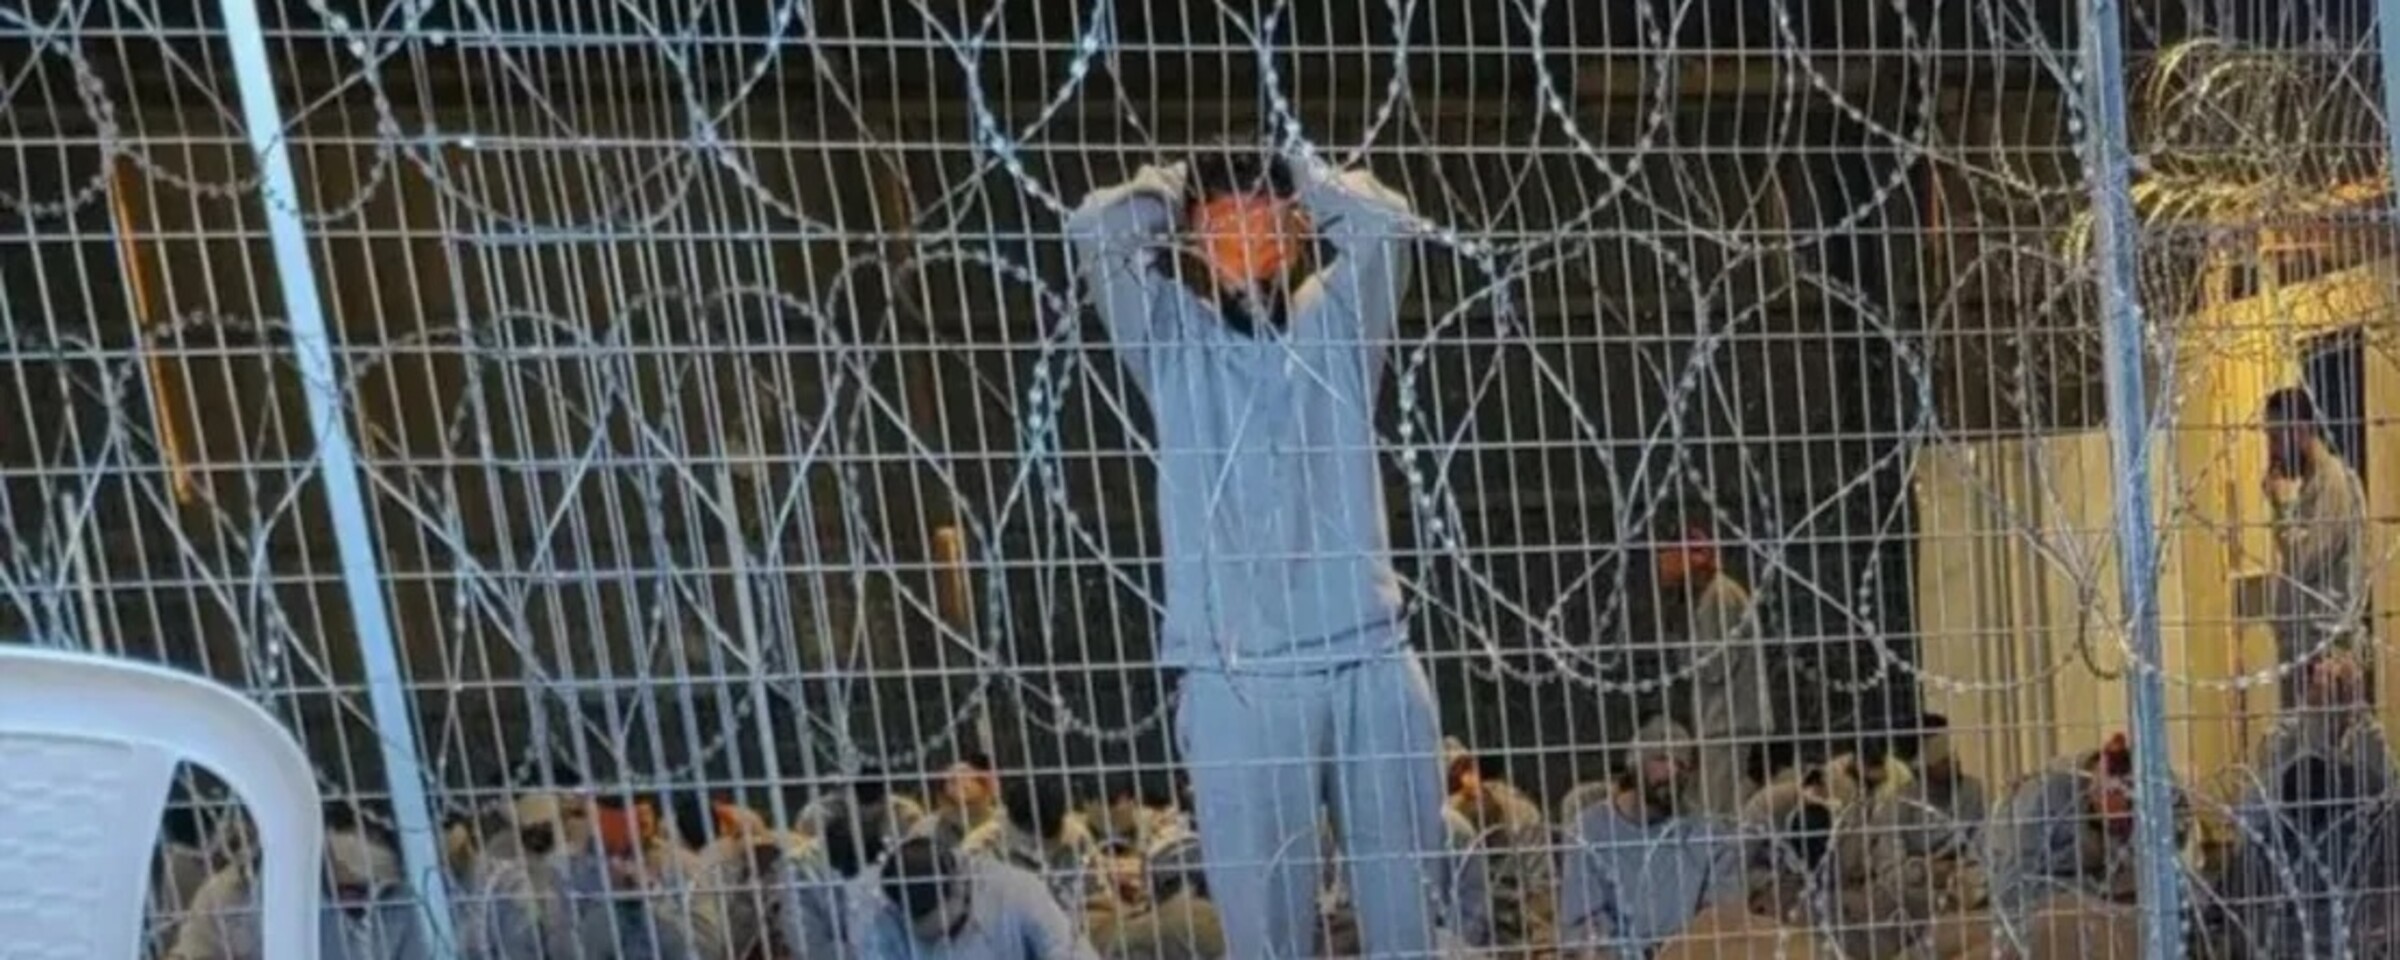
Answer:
[
  {"left": 1656, "top": 523, "right": 1770, "bottom": 818},
  {"left": 2261, "top": 385, "right": 2370, "bottom": 708},
  {"left": 1067, "top": 140, "right": 1447, "bottom": 958}
]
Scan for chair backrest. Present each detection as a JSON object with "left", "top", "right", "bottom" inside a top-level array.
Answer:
[{"left": 0, "top": 646, "right": 323, "bottom": 960}]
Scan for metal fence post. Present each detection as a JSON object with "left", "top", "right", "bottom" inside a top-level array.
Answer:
[
  {"left": 2079, "top": 0, "right": 2186, "bottom": 956},
  {"left": 215, "top": 0, "right": 459, "bottom": 950}
]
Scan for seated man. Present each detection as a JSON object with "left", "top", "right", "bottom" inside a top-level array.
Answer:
[
  {"left": 1982, "top": 734, "right": 2185, "bottom": 919},
  {"left": 1557, "top": 718, "right": 1747, "bottom": 958},
  {"left": 1092, "top": 776, "right": 1189, "bottom": 859},
  {"left": 1745, "top": 795, "right": 1838, "bottom": 925},
  {"left": 779, "top": 811, "right": 892, "bottom": 957},
  {"left": 1883, "top": 714, "right": 1989, "bottom": 859},
  {"left": 1091, "top": 830, "right": 1227, "bottom": 960},
  {"left": 456, "top": 792, "right": 596, "bottom": 960},
  {"left": 561, "top": 793, "right": 713, "bottom": 960},
  {"left": 169, "top": 806, "right": 432, "bottom": 960},
  {"left": 1815, "top": 716, "right": 1993, "bottom": 958},
  {"left": 1445, "top": 736, "right": 1546, "bottom": 831},
  {"left": 1450, "top": 792, "right": 1560, "bottom": 952},
  {"left": 859, "top": 834, "right": 1103, "bottom": 959},
  {"left": 961, "top": 777, "right": 1119, "bottom": 922},
  {"left": 938, "top": 753, "right": 1006, "bottom": 841}
]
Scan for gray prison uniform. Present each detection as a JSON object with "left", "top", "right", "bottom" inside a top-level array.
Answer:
[
  {"left": 1678, "top": 573, "right": 1771, "bottom": 819},
  {"left": 2269, "top": 444, "right": 2369, "bottom": 697},
  {"left": 1556, "top": 801, "right": 1746, "bottom": 959},
  {"left": 1070, "top": 158, "right": 1449, "bottom": 959},
  {"left": 1981, "top": 758, "right": 2185, "bottom": 917},
  {"left": 168, "top": 868, "right": 432, "bottom": 960},
  {"left": 855, "top": 853, "right": 1104, "bottom": 960}
]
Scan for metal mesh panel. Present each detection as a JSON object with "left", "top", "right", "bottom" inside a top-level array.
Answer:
[{"left": 6, "top": 0, "right": 2400, "bottom": 957}]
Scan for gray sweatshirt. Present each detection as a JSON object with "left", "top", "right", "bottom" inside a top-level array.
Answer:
[
  {"left": 1066, "top": 160, "right": 1416, "bottom": 672},
  {"left": 2269, "top": 443, "right": 2369, "bottom": 660},
  {"left": 1557, "top": 800, "right": 1745, "bottom": 958},
  {"left": 855, "top": 854, "right": 1103, "bottom": 960}
]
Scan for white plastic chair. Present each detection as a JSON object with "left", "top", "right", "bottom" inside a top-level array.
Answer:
[{"left": 0, "top": 646, "right": 323, "bottom": 959}]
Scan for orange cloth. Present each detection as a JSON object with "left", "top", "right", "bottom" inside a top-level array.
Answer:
[
  {"left": 1188, "top": 195, "right": 1307, "bottom": 288},
  {"left": 594, "top": 803, "right": 656, "bottom": 855}
]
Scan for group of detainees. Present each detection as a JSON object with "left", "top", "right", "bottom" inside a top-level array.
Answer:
[
  {"left": 142, "top": 129, "right": 2387, "bottom": 958},
  {"left": 135, "top": 640, "right": 2400, "bottom": 960}
]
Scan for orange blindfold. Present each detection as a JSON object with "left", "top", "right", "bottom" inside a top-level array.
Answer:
[{"left": 1189, "top": 195, "right": 1309, "bottom": 288}]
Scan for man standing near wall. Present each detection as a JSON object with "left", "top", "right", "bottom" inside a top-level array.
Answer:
[
  {"left": 1066, "top": 139, "right": 1448, "bottom": 958},
  {"left": 2262, "top": 385, "right": 2369, "bottom": 707}
]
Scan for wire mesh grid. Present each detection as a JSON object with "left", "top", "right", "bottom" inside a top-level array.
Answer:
[{"left": 4, "top": 0, "right": 2400, "bottom": 957}]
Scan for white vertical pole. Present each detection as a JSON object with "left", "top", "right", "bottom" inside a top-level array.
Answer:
[
  {"left": 214, "top": 1, "right": 458, "bottom": 950},
  {"left": 2078, "top": 0, "right": 2184, "bottom": 956}
]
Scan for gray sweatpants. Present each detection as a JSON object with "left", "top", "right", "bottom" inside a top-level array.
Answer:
[{"left": 1176, "top": 650, "right": 1447, "bottom": 959}]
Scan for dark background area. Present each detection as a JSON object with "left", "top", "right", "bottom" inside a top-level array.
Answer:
[{"left": 0, "top": 0, "right": 2380, "bottom": 815}]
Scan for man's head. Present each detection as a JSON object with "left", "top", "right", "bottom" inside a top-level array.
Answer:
[
  {"left": 323, "top": 805, "right": 402, "bottom": 917},
  {"left": 2304, "top": 652, "right": 2369, "bottom": 710},
  {"left": 884, "top": 836, "right": 969, "bottom": 943},
  {"left": 1917, "top": 713, "right": 1957, "bottom": 779},
  {"left": 2263, "top": 386, "right": 2326, "bottom": 472},
  {"left": 1443, "top": 737, "right": 1482, "bottom": 797},
  {"left": 2086, "top": 733, "right": 2136, "bottom": 839},
  {"left": 1654, "top": 524, "right": 1721, "bottom": 590},
  {"left": 1182, "top": 144, "right": 1311, "bottom": 307},
  {"left": 509, "top": 790, "right": 590, "bottom": 860},
  {"left": 1619, "top": 718, "right": 1693, "bottom": 818},
  {"left": 944, "top": 753, "right": 999, "bottom": 810}
]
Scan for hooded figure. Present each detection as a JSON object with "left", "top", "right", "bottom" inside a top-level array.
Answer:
[
  {"left": 1556, "top": 718, "right": 1746, "bottom": 958},
  {"left": 1652, "top": 524, "right": 1772, "bottom": 819},
  {"left": 1068, "top": 141, "right": 1446, "bottom": 959},
  {"left": 2260, "top": 386, "right": 2370, "bottom": 706},
  {"left": 856, "top": 835, "right": 1103, "bottom": 960},
  {"left": 169, "top": 816, "right": 431, "bottom": 960}
]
